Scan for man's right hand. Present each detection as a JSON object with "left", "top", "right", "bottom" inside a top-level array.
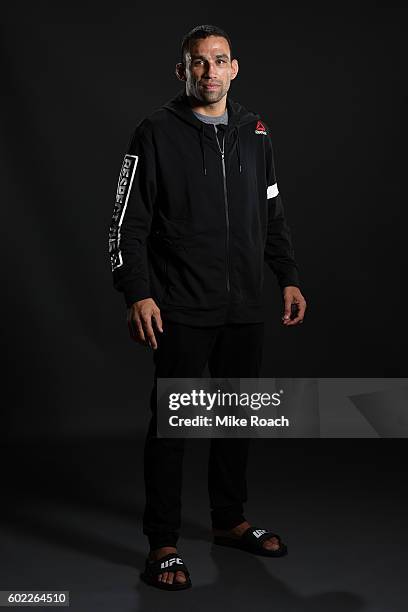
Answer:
[{"left": 127, "top": 298, "right": 163, "bottom": 349}]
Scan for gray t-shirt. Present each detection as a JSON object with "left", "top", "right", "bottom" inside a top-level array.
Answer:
[{"left": 192, "top": 108, "right": 228, "bottom": 132}]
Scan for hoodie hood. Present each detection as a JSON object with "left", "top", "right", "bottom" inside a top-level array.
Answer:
[{"left": 161, "top": 88, "right": 260, "bottom": 175}]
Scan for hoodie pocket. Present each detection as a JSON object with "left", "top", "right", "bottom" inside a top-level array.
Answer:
[
  {"left": 148, "top": 236, "right": 172, "bottom": 306},
  {"left": 151, "top": 230, "right": 227, "bottom": 309},
  {"left": 156, "top": 243, "right": 185, "bottom": 306},
  {"left": 157, "top": 257, "right": 169, "bottom": 304}
]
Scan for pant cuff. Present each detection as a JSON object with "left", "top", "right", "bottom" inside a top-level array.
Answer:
[
  {"left": 146, "top": 532, "right": 179, "bottom": 551},
  {"left": 211, "top": 505, "right": 246, "bottom": 530}
]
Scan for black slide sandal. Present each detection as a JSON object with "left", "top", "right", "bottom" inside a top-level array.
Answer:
[
  {"left": 140, "top": 552, "right": 192, "bottom": 590},
  {"left": 213, "top": 526, "right": 288, "bottom": 557}
]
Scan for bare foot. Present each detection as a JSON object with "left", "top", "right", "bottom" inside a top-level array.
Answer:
[
  {"left": 212, "top": 520, "right": 281, "bottom": 551},
  {"left": 148, "top": 546, "right": 187, "bottom": 585}
]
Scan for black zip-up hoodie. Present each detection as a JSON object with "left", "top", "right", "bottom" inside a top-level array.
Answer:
[{"left": 108, "top": 88, "right": 301, "bottom": 326}]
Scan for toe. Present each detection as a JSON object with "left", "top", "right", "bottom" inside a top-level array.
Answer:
[
  {"left": 175, "top": 571, "right": 187, "bottom": 583},
  {"left": 167, "top": 572, "right": 174, "bottom": 584},
  {"left": 161, "top": 571, "right": 168, "bottom": 582},
  {"left": 263, "top": 536, "right": 281, "bottom": 551}
]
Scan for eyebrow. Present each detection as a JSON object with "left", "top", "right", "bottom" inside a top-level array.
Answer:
[{"left": 191, "top": 53, "right": 230, "bottom": 60}]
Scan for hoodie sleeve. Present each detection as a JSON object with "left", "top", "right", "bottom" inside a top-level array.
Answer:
[
  {"left": 108, "top": 120, "right": 157, "bottom": 308},
  {"left": 264, "top": 130, "right": 301, "bottom": 289}
]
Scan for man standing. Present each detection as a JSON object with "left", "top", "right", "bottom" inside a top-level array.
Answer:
[{"left": 109, "top": 24, "right": 306, "bottom": 590}]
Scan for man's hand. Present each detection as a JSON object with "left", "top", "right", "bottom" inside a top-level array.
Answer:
[
  {"left": 127, "top": 298, "right": 163, "bottom": 349},
  {"left": 281, "top": 286, "right": 307, "bottom": 326}
]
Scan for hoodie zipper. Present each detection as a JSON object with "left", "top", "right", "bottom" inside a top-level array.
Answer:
[{"left": 214, "top": 125, "right": 230, "bottom": 293}]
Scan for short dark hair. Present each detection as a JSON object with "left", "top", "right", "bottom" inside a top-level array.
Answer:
[{"left": 180, "top": 24, "right": 233, "bottom": 65}]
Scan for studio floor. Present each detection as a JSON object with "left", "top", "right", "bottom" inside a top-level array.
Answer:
[{"left": 1, "top": 437, "right": 406, "bottom": 611}]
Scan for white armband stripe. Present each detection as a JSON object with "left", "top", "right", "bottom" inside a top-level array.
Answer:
[{"left": 267, "top": 183, "right": 279, "bottom": 199}]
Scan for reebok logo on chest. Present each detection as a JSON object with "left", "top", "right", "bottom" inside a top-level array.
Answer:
[{"left": 254, "top": 120, "right": 267, "bottom": 135}]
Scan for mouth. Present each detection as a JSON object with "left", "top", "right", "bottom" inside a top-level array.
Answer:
[{"left": 201, "top": 83, "right": 221, "bottom": 90}]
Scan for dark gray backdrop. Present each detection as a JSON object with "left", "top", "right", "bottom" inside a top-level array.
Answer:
[
  {"left": 2, "top": 5, "right": 406, "bottom": 439},
  {"left": 1, "top": 6, "right": 408, "bottom": 611}
]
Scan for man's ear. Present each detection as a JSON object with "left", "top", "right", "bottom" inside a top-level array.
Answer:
[
  {"left": 230, "top": 58, "right": 239, "bottom": 81},
  {"left": 175, "top": 62, "right": 186, "bottom": 81}
]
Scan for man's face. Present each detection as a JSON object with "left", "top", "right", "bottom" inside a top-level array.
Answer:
[{"left": 177, "top": 35, "right": 239, "bottom": 104}]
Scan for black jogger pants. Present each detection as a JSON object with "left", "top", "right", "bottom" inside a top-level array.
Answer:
[{"left": 142, "top": 320, "right": 264, "bottom": 550}]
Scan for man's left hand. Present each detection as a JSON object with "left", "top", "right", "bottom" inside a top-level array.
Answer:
[{"left": 281, "top": 286, "right": 307, "bottom": 326}]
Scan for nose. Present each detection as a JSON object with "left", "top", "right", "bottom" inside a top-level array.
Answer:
[{"left": 203, "top": 60, "right": 218, "bottom": 79}]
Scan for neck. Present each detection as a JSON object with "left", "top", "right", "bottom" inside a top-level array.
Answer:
[{"left": 186, "top": 92, "right": 227, "bottom": 117}]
